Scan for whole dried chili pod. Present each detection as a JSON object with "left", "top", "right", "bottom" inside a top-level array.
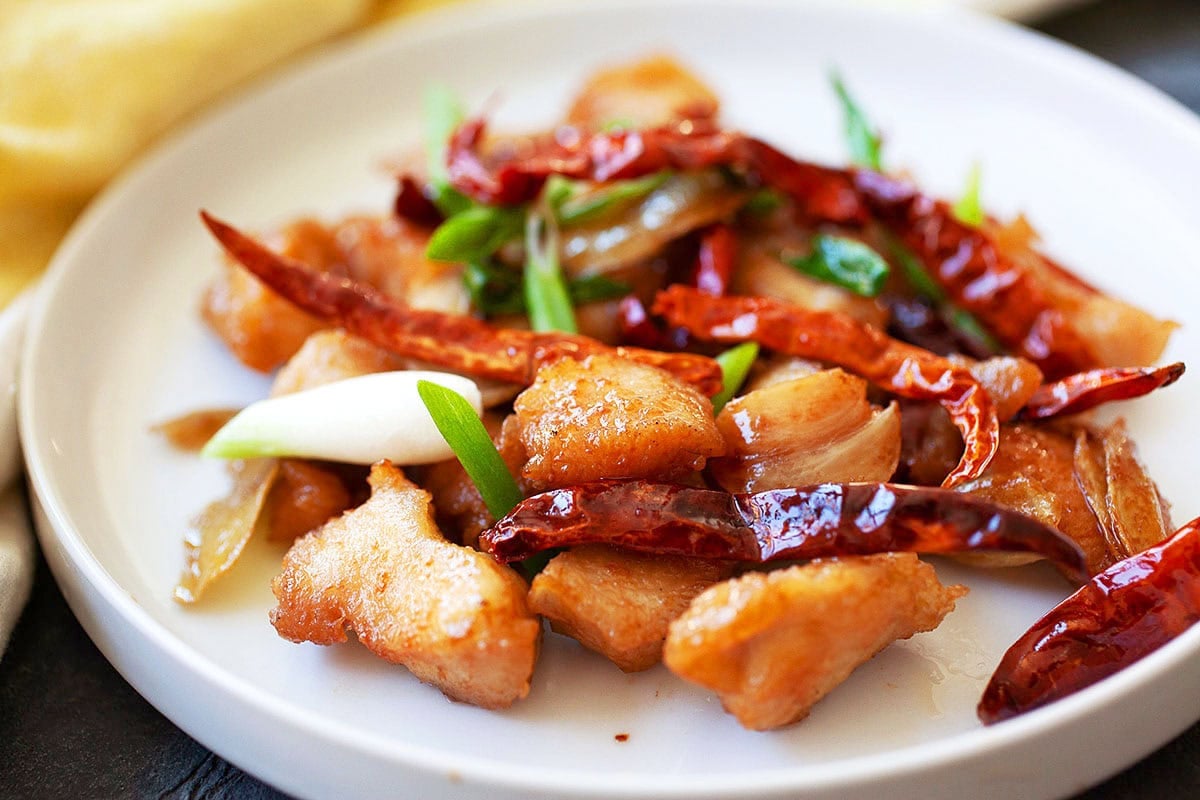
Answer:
[
  {"left": 690, "top": 222, "right": 737, "bottom": 297},
  {"left": 479, "top": 479, "right": 1087, "bottom": 582},
  {"left": 445, "top": 115, "right": 1116, "bottom": 379},
  {"left": 853, "top": 171, "right": 1098, "bottom": 379},
  {"left": 1019, "top": 362, "right": 1185, "bottom": 421},
  {"left": 653, "top": 285, "right": 998, "bottom": 488},
  {"left": 979, "top": 515, "right": 1200, "bottom": 725},
  {"left": 392, "top": 175, "right": 445, "bottom": 227},
  {"left": 446, "top": 117, "right": 866, "bottom": 224},
  {"left": 200, "top": 212, "right": 722, "bottom": 395}
]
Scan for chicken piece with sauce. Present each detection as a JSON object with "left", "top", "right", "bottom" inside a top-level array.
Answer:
[
  {"left": 664, "top": 553, "right": 966, "bottom": 730},
  {"left": 529, "top": 546, "right": 734, "bottom": 672},
  {"left": 515, "top": 352, "right": 724, "bottom": 489},
  {"left": 271, "top": 461, "right": 541, "bottom": 709}
]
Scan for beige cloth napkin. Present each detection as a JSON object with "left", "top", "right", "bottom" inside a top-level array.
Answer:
[{"left": 0, "top": 0, "right": 465, "bottom": 653}]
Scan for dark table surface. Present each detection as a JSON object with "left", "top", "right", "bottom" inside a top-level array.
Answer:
[{"left": 4, "top": 1, "right": 1200, "bottom": 797}]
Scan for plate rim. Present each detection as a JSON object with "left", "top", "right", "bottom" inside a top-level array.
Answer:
[{"left": 20, "top": 0, "right": 1200, "bottom": 797}]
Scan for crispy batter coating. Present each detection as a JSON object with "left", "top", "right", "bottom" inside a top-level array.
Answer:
[
  {"left": 663, "top": 553, "right": 966, "bottom": 730},
  {"left": 528, "top": 545, "right": 734, "bottom": 672},
  {"left": 270, "top": 462, "right": 541, "bottom": 709},
  {"left": 710, "top": 369, "right": 900, "bottom": 493},
  {"left": 515, "top": 354, "right": 724, "bottom": 489}
]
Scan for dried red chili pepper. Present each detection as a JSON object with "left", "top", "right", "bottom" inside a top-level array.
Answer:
[
  {"left": 392, "top": 175, "right": 444, "bottom": 227},
  {"left": 653, "top": 285, "right": 998, "bottom": 488},
  {"left": 1019, "top": 362, "right": 1185, "bottom": 421},
  {"left": 979, "top": 515, "right": 1200, "bottom": 724},
  {"left": 854, "top": 171, "right": 1098, "bottom": 379},
  {"left": 479, "top": 479, "right": 1087, "bottom": 581},
  {"left": 690, "top": 222, "right": 737, "bottom": 296},
  {"left": 446, "top": 117, "right": 866, "bottom": 224},
  {"left": 446, "top": 115, "right": 1112, "bottom": 378},
  {"left": 200, "top": 212, "right": 722, "bottom": 394}
]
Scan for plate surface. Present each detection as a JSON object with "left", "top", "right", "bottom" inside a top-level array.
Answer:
[{"left": 20, "top": 1, "right": 1200, "bottom": 798}]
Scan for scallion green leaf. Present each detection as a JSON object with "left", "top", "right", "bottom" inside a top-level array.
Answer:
[
  {"left": 742, "top": 189, "right": 785, "bottom": 217},
  {"left": 712, "top": 342, "right": 760, "bottom": 414},
  {"left": 464, "top": 261, "right": 526, "bottom": 315},
  {"left": 891, "top": 240, "right": 1001, "bottom": 352},
  {"left": 426, "top": 205, "right": 524, "bottom": 263},
  {"left": 567, "top": 274, "right": 631, "bottom": 305},
  {"left": 830, "top": 71, "right": 883, "bottom": 171},
  {"left": 416, "top": 380, "right": 523, "bottom": 519},
  {"left": 890, "top": 239, "right": 946, "bottom": 302},
  {"left": 523, "top": 211, "right": 577, "bottom": 333},
  {"left": 423, "top": 84, "right": 471, "bottom": 216},
  {"left": 555, "top": 171, "right": 672, "bottom": 226},
  {"left": 953, "top": 162, "right": 984, "bottom": 226},
  {"left": 786, "top": 235, "right": 890, "bottom": 297}
]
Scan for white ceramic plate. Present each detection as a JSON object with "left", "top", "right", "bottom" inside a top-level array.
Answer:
[{"left": 21, "top": 1, "right": 1200, "bottom": 798}]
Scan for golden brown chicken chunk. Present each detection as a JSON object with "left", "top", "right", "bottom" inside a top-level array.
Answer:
[
  {"left": 528, "top": 546, "right": 734, "bottom": 672},
  {"left": 663, "top": 553, "right": 965, "bottom": 730},
  {"left": 710, "top": 369, "right": 900, "bottom": 493},
  {"left": 203, "top": 216, "right": 467, "bottom": 372},
  {"left": 956, "top": 422, "right": 1108, "bottom": 574},
  {"left": 515, "top": 353, "right": 724, "bottom": 489},
  {"left": 566, "top": 54, "right": 719, "bottom": 130},
  {"left": 269, "top": 329, "right": 405, "bottom": 398},
  {"left": 270, "top": 461, "right": 541, "bottom": 709}
]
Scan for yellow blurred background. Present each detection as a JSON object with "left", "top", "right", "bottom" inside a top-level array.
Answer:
[{"left": 0, "top": 0, "right": 463, "bottom": 307}]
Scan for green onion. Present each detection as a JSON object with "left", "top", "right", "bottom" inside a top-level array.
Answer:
[
  {"left": 890, "top": 240, "right": 1002, "bottom": 351},
  {"left": 465, "top": 262, "right": 629, "bottom": 317},
  {"left": 567, "top": 274, "right": 631, "bottom": 305},
  {"left": 555, "top": 171, "right": 672, "bottom": 226},
  {"left": 601, "top": 117, "right": 636, "bottom": 132},
  {"left": 422, "top": 84, "right": 471, "bottom": 216},
  {"left": 953, "top": 162, "right": 984, "bottom": 226},
  {"left": 523, "top": 210, "right": 577, "bottom": 333},
  {"left": 416, "top": 380, "right": 523, "bottom": 519},
  {"left": 464, "top": 261, "right": 526, "bottom": 316},
  {"left": 711, "top": 342, "right": 760, "bottom": 413},
  {"left": 830, "top": 70, "right": 883, "bottom": 171},
  {"left": 542, "top": 174, "right": 576, "bottom": 211},
  {"left": 786, "top": 235, "right": 890, "bottom": 297},
  {"left": 426, "top": 205, "right": 524, "bottom": 263},
  {"left": 891, "top": 239, "right": 945, "bottom": 301},
  {"left": 742, "top": 189, "right": 785, "bottom": 217}
]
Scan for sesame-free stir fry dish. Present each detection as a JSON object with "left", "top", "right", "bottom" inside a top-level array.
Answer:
[{"left": 165, "top": 56, "right": 1199, "bottom": 729}]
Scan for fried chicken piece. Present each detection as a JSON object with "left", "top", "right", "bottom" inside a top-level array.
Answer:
[
  {"left": 710, "top": 369, "right": 900, "bottom": 493},
  {"left": 663, "top": 553, "right": 966, "bottom": 730},
  {"left": 528, "top": 546, "right": 734, "bottom": 672},
  {"left": 270, "top": 462, "right": 541, "bottom": 709},
  {"left": 515, "top": 353, "right": 724, "bottom": 489},
  {"left": 566, "top": 54, "right": 719, "bottom": 130},
  {"left": 956, "top": 422, "right": 1108, "bottom": 574},
  {"left": 263, "top": 459, "right": 354, "bottom": 543},
  {"left": 202, "top": 220, "right": 338, "bottom": 372},
  {"left": 270, "top": 329, "right": 405, "bottom": 397},
  {"left": 204, "top": 216, "right": 467, "bottom": 373}
]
